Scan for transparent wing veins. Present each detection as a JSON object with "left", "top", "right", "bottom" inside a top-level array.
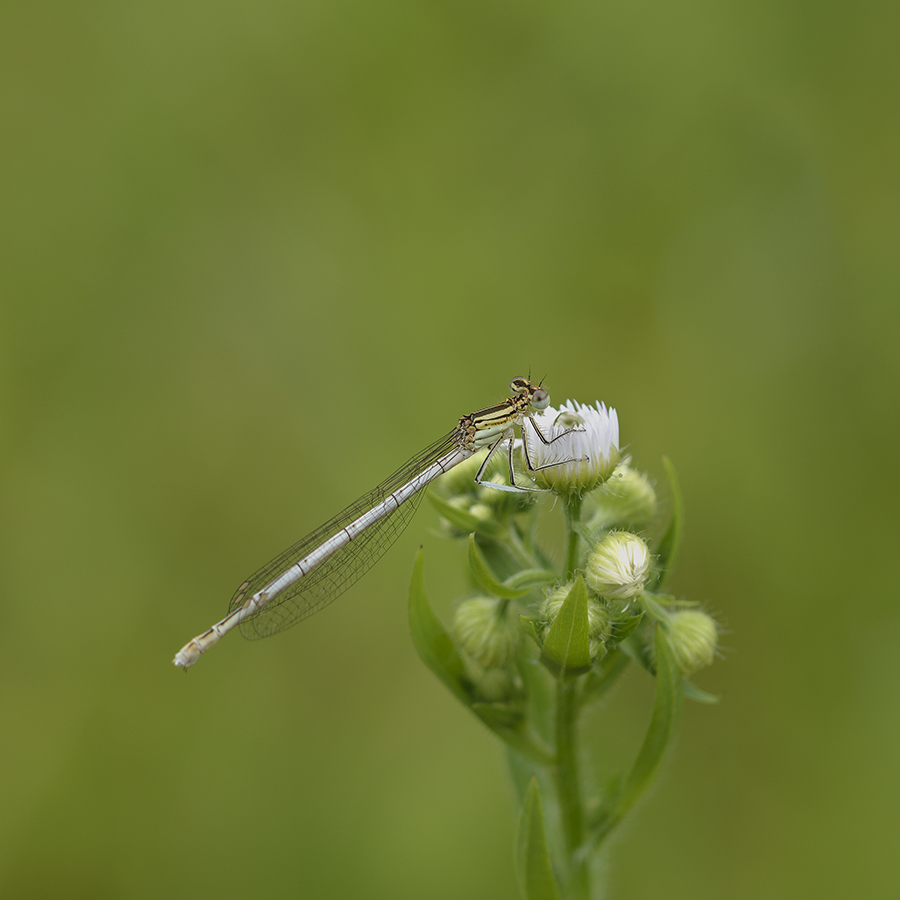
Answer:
[{"left": 227, "top": 429, "right": 460, "bottom": 639}]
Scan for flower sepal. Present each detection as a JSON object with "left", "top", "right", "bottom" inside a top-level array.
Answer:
[{"left": 606, "top": 610, "right": 644, "bottom": 646}]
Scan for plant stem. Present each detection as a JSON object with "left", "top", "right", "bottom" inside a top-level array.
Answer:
[
  {"left": 554, "top": 678, "right": 590, "bottom": 900},
  {"left": 504, "top": 524, "right": 536, "bottom": 570},
  {"left": 563, "top": 494, "right": 584, "bottom": 578}
]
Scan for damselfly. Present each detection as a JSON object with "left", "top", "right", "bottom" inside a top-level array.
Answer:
[{"left": 173, "top": 376, "right": 578, "bottom": 668}]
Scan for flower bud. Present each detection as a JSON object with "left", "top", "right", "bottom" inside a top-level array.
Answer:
[
  {"left": 585, "top": 463, "right": 657, "bottom": 531},
  {"left": 475, "top": 667, "right": 521, "bottom": 703},
  {"left": 438, "top": 450, "right": 488, "bottom": 498},
  {"left": 664, "top": 610, "right": 718, "bottom": 673},
  {"left": 585, "top": 531, "right": 650, "bottom": 600},
  {"left": 452, "top": 596, "right": 519, "bottom": 668}
]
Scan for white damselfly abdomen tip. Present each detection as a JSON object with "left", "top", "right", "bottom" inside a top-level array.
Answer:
[{"left": 173, "top": 643, "right": 201, "bottom": 669}]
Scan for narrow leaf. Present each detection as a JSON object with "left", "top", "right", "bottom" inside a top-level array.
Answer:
[
  {"left": 594, "top": 626, "right": 683, "bottom": 842},
  {"left": 520, "top": 615, "right": 544, "bottom": 649},
  {"left": 428, "top": 493, "right": 503, "bottom": 538},
  {"left": 409, "top": 550, "right": 554, "bottom": 765},
  {"left": 517, "top": 778, "right": 562, "bottom": 900},
  {"left": 473, "top": 713, "right": 554, "bottom": 766},
  {"left": 471, "top": 701, "right": 523, "bottom": 729},
  {"left": 653, "top": 456, "right": 683, "bottom": 590},
  {"left": 541, "top": 575, "right": 592, "bottom": 677},
  {"left": 407, "top": 548, "right": 470, "bottom": 705},
  {"left": 468, "top": 534, "right": 531, "bottom": 599},
  {"left": 684, "top": 682, "right": 720, "bottom": 704},
  {"left": 517, "top": 653, "right": 554, "bottom": 746}
]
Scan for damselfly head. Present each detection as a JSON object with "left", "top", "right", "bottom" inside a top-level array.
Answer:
[{"left": 510, "top": 376, "right": 550, "bottom": 411}]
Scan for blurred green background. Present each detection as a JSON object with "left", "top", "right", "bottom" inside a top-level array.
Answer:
[{"left": 1, "top": 0, "right": 898, "bottom": 897}]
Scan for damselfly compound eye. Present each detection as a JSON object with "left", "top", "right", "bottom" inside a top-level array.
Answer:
[
  {"left": 510, "top": 377, "right": 529, "bottom": 395},
  {"left": 531, "top": 388, "right": 550, "bottom": 410}
]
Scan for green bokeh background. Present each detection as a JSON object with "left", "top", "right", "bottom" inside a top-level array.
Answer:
[{"left": 2, "top": 0, "right": 897, "bottom": 897}]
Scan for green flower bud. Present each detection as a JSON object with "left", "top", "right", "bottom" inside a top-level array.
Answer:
[
  {"left": 432, "top": 495, "right": 480, "bottom": 539},
  {"left": 475, "top": 667, "right": 521, "bottom": 703},
  {"left": 585, "top": 463, "right": 657, "bottom": 531},
  {"left": 664, "top": 610, "right": 718, "bottom": 673},
  {"left": 467, "top": 502, "right": 494, "bottom": 522},
  {"left": 585, "top": 531, "right": 650, "bottom": 600},
  {"left": 452, "top": 596, "right": 519, "bottom": 668},
  {"left": 540, "top": 582, "right": 610, "bottom": 660},
  {"left": 438, "top": 449, "right": 489, "bottom": 498}
]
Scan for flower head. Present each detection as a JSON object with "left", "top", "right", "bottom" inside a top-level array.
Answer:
[
  {"left": 527, "top": 400, "right": 619, "bottom": 495},
  {"left": 664, "top": 610, "right": 718, "bottom": 673},
  {"left": 452, "top": 596, "right": 519, "bottom": 668},
  {"left": 585, "top": 531, "right": 650, "bottom": 600},
  {"left": 585, "top": 461, "right": 657, "bottom": 531}
]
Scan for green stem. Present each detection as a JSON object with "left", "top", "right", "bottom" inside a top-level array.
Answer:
[
  {"left": 494, "top": 522, "right": 536, "bottom": 571},
  {"left": 554, "top": 679, "right": 590, "bottom": 900},
  {"left": 639, "top": 592, "right": 671, "bottom": 624},
  {"left": 564, "top": 495, "right": 584, "bottom": 579}
]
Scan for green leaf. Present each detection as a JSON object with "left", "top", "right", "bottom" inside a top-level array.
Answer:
[
  {"left": 520, "top": 615, "right": 544, "bottom": 649},
  {"left": 468, "top": 534, "right": 532, "bottom": 599},
  {"left": 593, "top": 626, "right": 683, "bottom": 842},
  {"left": 684, "top": 682, "right": 720, "bottom": 704},
  {"left": 540, "top": 575, "right": 593, "bottom": 678},
  {"left": 517, "top": 778, "right": 562, "bottom": 900},
  {"left": 516, "top": 653, "right": 554, "bottom": 745},
  {"left": 653, "top": 456, "right": 683, "bottom": 590},
  {"left": 618, "top": 627, "right": 683, "bottom": 806},
  {"left": 474, "top": 713, "right": 554, "bottom": 764},
  {"left": 471, "top": 701, "right": 524, "bottom": 729},
  {"left": 428, "top": 493, "right": 503, "bottom": 538},
  {"left": 407, "top": 547, "right": 471, "bottom": 706}
]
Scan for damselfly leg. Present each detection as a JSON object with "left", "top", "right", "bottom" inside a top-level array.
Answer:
[{"left": 474, "top": 416, "right": 588, "bottom": 493}]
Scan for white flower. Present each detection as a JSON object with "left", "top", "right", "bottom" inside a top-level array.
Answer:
[
  {"left": 527, "top": 400, "right": 620, "bottom": 494},
  {"left": 585, "top": 531, "right": 650, "bottom": 600}
]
